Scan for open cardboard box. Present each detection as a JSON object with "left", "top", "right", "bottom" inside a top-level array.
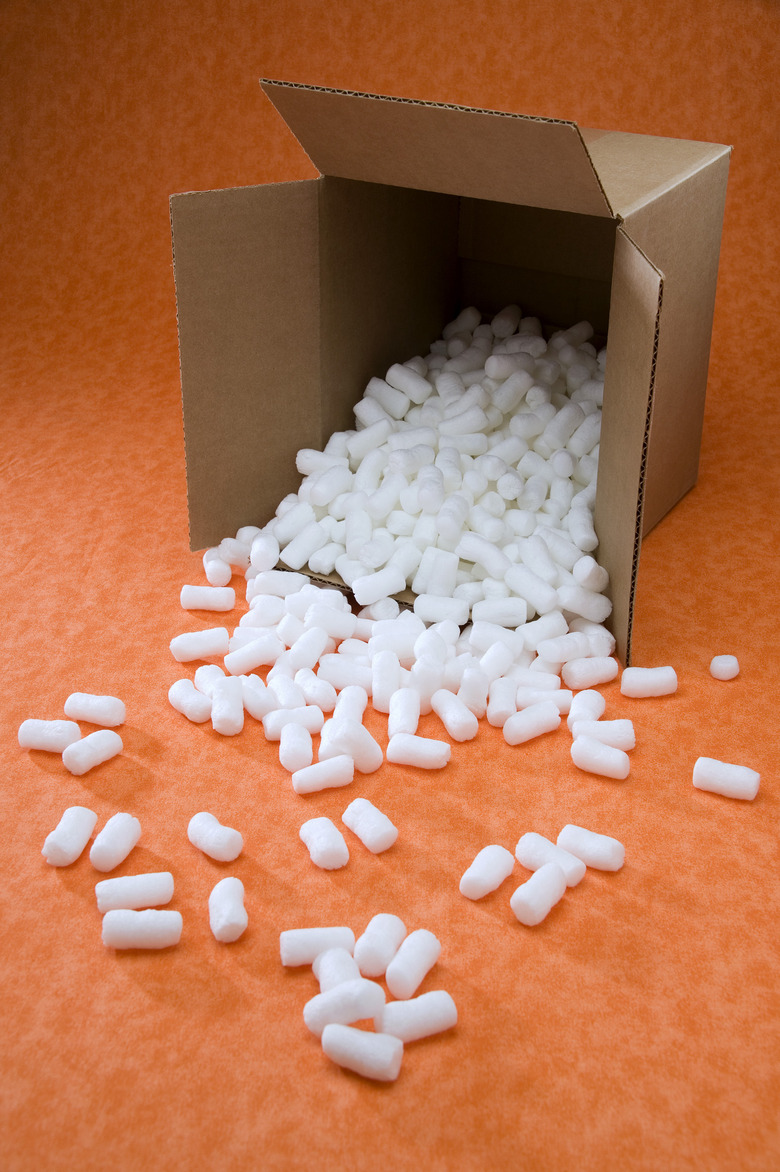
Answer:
[{"left": 170, "top": 80, "right": 731, "bottom": 662}]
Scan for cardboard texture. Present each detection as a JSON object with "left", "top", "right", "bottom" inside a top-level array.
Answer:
[{"left": 170, "top": 80, "right": 730, "bottom": 662}]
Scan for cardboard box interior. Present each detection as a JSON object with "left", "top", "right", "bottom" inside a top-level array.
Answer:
[{"left": 170, "top": 81, "right": 730, "bottom": 662}]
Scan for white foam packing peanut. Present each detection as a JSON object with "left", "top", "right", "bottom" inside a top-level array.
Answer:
[
  {"left": 620, "top": 665, "right": 678, "bottom": 697},
  {"left": 62, "top": 729, "right": 123, "bottom": 776},
  {"left": 571, "top": 734, "right": 631, "bottom": 780},
  {"left": 459, "top": 844, "right": 516, "bottom": 899},
  {"left": 300, "top": 817, "right": 350, "bottom": 869},
  {"left": 503, "top": 700, "right": 561, "bottom": 746},
  {"left": 342, "top": 798, "right": 398, "bottom": 853},
  {"left": 89, "top": 813, "right": 142, "bottom": 872},
  {"left": 170, "top": 627, "right": 229, "bottom": 663},
  {"left": 710, "top": 655, "right": 739, "bottom": 680},
  {"left": 102, "top": 909, "right": 183, "bottom": 950},
  {"left": 19, "top": 719, "right": 81, "bottom": 752},
  {"left": 321, "top": 1023, "right": 403, "bottom": 1083},
  {"left": 63, "top": 692, "right": 126, "bottom": 727},
  {"left": 693, "top": 757, "right": 760, "bottom": 800},
  {"left": 354, "top": 914, "right": 407, "bottom": 977},
  {"left": 292, "top": 755, "right": 354, "bottom": 795},
  {"left": 514, "top": 832, "right": 586, "bottom": 887},
  {"left": 180, "top": 584, "right": 235, "bottom": 611},
  {"left": 42, "top": 806, "right": 98, "bottom": 866},
  {"left": 571, "top": 718, "right": 635, "bottom": 750},
  {"left": 280, "top": 926, "right": 356, "bottom": 966},
  {"left": 386, "top": 732, "right": 451, "bottom": 770},
  {"left": 209, "top": 877, "right": 248, "bottom": 942},
  {"left": 95, "top": 872, "right": 174, "bottom": 912},
  {"left": 168, "top": 678, "right": 212, "bottom": 723},
  {"left": 187, "top": 811, "right": 243, "bottom": 861},
  {"left": 385, "top": 929, "right": 441, "bottom": 1000},
  {"left": 303, "top": 977, "right": 386, "bottom": 1037},
  {"left": 557, "top": 823, "right": 625, "bottom": 871},
  {"left": 510, "top": 862, "right": 567, "bottom": 926},
  {"left": 313, "top": 947, "right": 361, "bottom": 991},
  {"left": 379, "top": 991, "right": 458, "bottom": 1042}
]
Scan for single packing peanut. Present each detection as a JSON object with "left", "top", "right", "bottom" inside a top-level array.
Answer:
[
  {"left": 90, "top": 813, "right": 141, "bottom": 872},
  {"left": 42, "top": 806, "right": 97, "bottom": 866},
  {"left": 187, "top": 812, "right": 243, "bottom": 861},
  {"left": 209, "top": 877, "right": 248, "bottom": 942}
]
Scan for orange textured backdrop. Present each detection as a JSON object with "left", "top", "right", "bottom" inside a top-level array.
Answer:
[{"left": 1, "top": 2, "right": 779, "bottom": 1170}]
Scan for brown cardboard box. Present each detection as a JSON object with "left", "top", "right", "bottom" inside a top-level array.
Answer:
[{"left": 170, "top": 80, "right": 730, "bottom": 661}]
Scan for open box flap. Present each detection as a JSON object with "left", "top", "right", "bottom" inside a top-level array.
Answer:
[
  {"left": 580, "top": 127, "right": 731, "bottom": 220},
  {"left": 261, "top": 79, "right": 613, "bottom": 218},
  {"left": 595, "top": 226, "right": 664, "bottom": 664},
  {"left": 170, "top": 179, "right": 322, "bottom": 550}
]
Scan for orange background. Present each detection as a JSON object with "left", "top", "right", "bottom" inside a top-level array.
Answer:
[{"left": 2, "top": 2, "right": 779, "bottom": 1170}]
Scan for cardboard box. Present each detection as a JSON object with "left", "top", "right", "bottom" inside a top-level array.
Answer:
[{"left": 170, "top": 80, "right": 730, "bottom": 661}]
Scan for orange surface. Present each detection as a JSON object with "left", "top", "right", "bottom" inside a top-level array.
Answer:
[{"left": 2, "top": 2, "right": 779, "bottom": 1169}]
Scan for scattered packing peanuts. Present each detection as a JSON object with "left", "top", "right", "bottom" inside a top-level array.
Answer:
[
  {"left": 19, "top": 719, "right": 81, "bottom": 752},
  {"left": 89, "top": 812, "right": 141, "bottom": 872},
  {"left": 341, "top": 798, "right": 398, "bottom": 853},
  {"left": 693, "top": 756, "right": 760, "bottom": 800},
  {"left": 620, "top": 665, "right": 678, "bottom": 697},
  {"left": 187, "top": 811, "right": 243, "bottom": 862},
  {"left": 280, "top": 926, "right": 356, "bottom": 967},
  {"left": 95, "top": 872, "right": 174, "bottom": 912},
  {"left": 102, "top": 908, "right": 182, "bottom": 949},
  {"left": 514, "top": 832, "right": 586, "bottom": 887},
  {"left": 557, "top": 824, "right": 625, "bottom": 871},
  {"left": 385, "top": 929, "right": 441, "bottom": 1000},
  {"left": 209, "top": 877, "right": 248, "bottom": 942},
  {"left": 62, "top": 729, "right": 123, "bottom": 776},
  {"left": 299, "top": 817, "right": 350, "bottom": 870},
  {"left": 64, "top": 692, "right": 126, "bottom": 727},
  {"left": 321, "top": 1022, "right": 403, "bottom": 1082},
  {"left": 303, "top": 977, "right": 386, "bottom": 1037},
  {"left": 459, "top": 845, "right": 515, "bottom": 899},
  {"left": 379, "top": 991, "right": 458, "bottom": 1042},
  {"left": 354, "top": 914, "right": 407, "bottom": 978},
  {"left": 42, "top": 806, "right": 98, "bottom": 866},
  {"left": 710, "top": 655, "right": 739, "bottom": 680},
  {"left": 510, "top": 861, "right": 567, "bottom": 926},
  {"left": 570, "top": 734, "right": 631, "bottom": 780}
]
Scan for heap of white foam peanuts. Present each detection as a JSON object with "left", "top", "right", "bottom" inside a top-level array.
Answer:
[{"left": 168, "top": 304, "right": 758, "bottom": 801}]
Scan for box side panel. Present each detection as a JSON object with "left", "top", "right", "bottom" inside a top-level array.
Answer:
[
  {"left": 170, "top": 181, "right": 321, "bottom": 550},
  {"left": 596, "top": 228, "right": 663, "bottom": 664},
  {"left": 622, "top": 152, "right": 730, "bottom": 532},
  {"left": 318, "top": 177, "right": 460, "bottom": 441},
  {"left": 261, "top": 80, "right": 612, "bottom": 217},
  {"left": 458, "top": 201, "right": 615, "bottom": 332}
]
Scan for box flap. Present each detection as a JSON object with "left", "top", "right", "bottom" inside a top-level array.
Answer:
[
  {"left": 595, "top": 226, "right": 663, "bottom": 664},
  {"left": 170, "top": 180, "right": 322, "bottom": 550},
  {"left": 581, "top": 127, "right": 731, "bottom": 219},
  {"left": 260, "top": 79, "right": 613, "bottom": 218}
]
